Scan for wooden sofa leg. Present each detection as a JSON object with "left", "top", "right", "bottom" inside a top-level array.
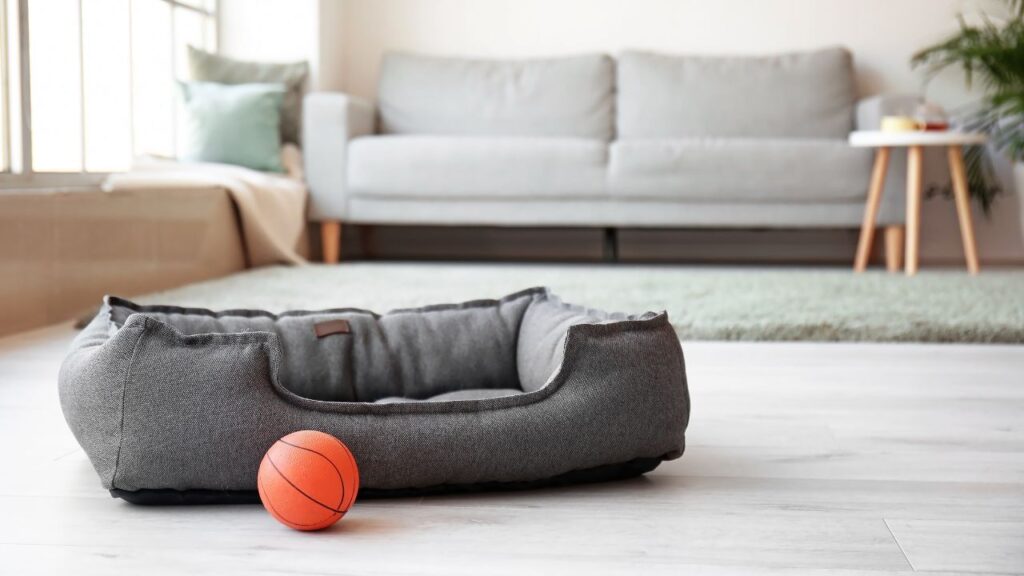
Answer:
[
  {"left": 321, "top": 221, "right": 342, "bottom": 264},
  {"left": 884, "top": 225, "right": 904, "bottom": 273}
]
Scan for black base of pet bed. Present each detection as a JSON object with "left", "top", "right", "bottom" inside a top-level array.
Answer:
[{"left": 110, "top": 455, "right": 666, "bottom": 505}]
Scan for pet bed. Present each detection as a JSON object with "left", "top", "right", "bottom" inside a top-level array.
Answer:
[{"left": 59, "top": 288, "right": 690, "bottom": 504}]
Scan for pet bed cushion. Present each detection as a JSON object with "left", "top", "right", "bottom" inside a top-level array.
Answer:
[{"left": 59, "top": 288, "right": 690, "bottom": 503}]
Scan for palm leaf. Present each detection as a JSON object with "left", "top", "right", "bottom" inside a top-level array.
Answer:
[{"left": 911, "top": 0, "right": 1024, "bottom": 213}]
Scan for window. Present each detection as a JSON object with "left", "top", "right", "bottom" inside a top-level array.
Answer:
[{"left": 0, "top": 0, "right": 216, "bottom": 185}]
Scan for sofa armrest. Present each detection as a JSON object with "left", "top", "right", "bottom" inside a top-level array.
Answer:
[
  {"left": 855, "top": 94, "right": 921, "bottom": 131},
  {"left": 303, "top": 92, "right": 376, "bottom": 221}
]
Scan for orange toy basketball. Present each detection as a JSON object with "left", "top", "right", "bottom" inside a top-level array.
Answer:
[{"left": 257, "top": 430, "right": 360, "bottom": 531}]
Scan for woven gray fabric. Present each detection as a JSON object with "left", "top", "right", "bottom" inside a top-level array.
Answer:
[
  {"left": 60, "top": 288, "right": 689, "bottom": 496},
  {"left": 106, "top": 293, "right": 536, "bottom": 402}
]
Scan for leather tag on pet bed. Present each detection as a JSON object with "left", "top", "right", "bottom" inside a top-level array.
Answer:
[{"left": 314, "top": 319, "right": 351, "bottom": 338}]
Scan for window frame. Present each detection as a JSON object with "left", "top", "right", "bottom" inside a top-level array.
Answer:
[
  {"left": 0, "top": 0, "right": 217, "bottom": 190},
  {"left": 0, "top": 0, "right": 7, "bottom": 173}
]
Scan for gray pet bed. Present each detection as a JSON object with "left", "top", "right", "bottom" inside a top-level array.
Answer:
[{"left": 59, "top": 288, "right": 690, "bottom": 504}]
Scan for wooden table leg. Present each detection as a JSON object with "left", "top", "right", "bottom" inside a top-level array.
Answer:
[
  {"left": 905, "top": 145, "right": 924, "bottom": 276},
  {"left": 884, "top": 225, "right": 904, "bottom": 273},
  {"left": 321, "top": 220, "right": 342, "bottom": 264},
  {"left": 946, "top": 145, "right": 981, "bottom": 275},
  {"left": 854, "top": 147, "right": 891, "bottom": 272}
]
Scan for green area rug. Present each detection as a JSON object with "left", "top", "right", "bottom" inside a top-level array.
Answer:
[{"left": 139, "top": 263, "right": 1024, "bottom": 343}]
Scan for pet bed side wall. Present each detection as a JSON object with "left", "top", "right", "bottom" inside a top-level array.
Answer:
[
  {"left": 102, "top": 312, "right": 688, "bottom": 492},
  {"left": 58, "top": 307, "right": 148, "bottom": 489}
]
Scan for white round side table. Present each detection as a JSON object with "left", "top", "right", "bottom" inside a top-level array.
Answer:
[{"left": 848, "top": 130, "right": 987, "bottom": 275}]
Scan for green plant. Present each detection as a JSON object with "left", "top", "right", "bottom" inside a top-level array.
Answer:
[{"left": 912, "top": 0, "right": 1024, "bottom": 213}]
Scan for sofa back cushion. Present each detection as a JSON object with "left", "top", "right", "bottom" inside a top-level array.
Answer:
[
  {"left": 616, "top": 47, "right": 856, "bottom": 139},
  {"left": 378, "top": 53, "right": 615, "bottom": 140}
]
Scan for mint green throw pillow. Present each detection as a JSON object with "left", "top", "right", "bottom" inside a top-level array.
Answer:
[{"left": 178, "top": 81, "right": 285, "bottom": 172}]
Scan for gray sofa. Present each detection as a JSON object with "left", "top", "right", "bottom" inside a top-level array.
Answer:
[{"left": 304, "top": 47, "right": 904, "bottom": 261}]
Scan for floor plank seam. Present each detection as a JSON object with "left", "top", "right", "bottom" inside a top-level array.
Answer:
[{"left": 884, "top": 518, "right": 917, "bottom": 571}]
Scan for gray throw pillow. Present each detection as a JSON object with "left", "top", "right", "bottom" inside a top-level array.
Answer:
[{"left": 187, "top": 46, "right": 308, "bottom": 144}]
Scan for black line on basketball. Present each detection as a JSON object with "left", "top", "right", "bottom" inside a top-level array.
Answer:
[
  {"left": 266, "top": 452, "right": 345, "bottom": 515},
  {"left": 259, "top": 467, "right": 326, "bottom": 527},
  {"left": 277, "top": 438, "right": 347, "bottom": 510},
  {"left": 260, "top": 477, "right": 322, "bottom": 528},
  {"left": 325, "top": 434, "right": 361, "bottom": 509}
]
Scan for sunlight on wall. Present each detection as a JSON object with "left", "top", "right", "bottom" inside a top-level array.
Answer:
[
  {"left": 28, "top": 0, "right": 82, "bottom": 172},
  {"left": 82, "top": 0, "right": 132, "bottom": 172},
  {"left": 131, "top": 0, "right": 175, "bottom": 161},
  {"left": 338, "top": 0, "right": 979, "bottom": 108}
]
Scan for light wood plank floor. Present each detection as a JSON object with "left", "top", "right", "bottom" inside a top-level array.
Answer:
[{"left": 1, "top": 324, "right": 1022, "bottom": 575}]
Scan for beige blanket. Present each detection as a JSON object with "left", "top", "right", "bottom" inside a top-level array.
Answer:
[{"left": 102, "top": 146, "right": 308, "bottom": 267}]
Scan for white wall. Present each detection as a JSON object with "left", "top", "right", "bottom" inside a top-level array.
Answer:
[
  {"left": 220, "top": 0, "right": 996, "bottom": 102},
  {"left": 218, "top": 0, "right": 347, "bottom": 91},
  {"left": 339, "top": 0, "right": 988, "bottom": 104},
  {"left": 217, "top": 0, "right": 322, "bottom": 84},
  {"left": 221, "top": 0, "right": 1024, "bottom": 263}
]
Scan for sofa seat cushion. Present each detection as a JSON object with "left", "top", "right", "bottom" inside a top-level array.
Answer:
[
  {"left": 609, "top": 139, "right": 871, "bottom": 203},
  {"left": 349, "top": 136, "right": 609, "bottom": 200},
  {"left": 617, "top": 48, "right": 856, "bottom": 139}
]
